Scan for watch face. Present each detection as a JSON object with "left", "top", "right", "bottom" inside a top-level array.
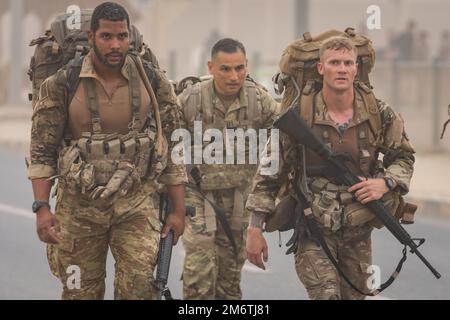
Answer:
[
  {"left": 32, "top": 201, "right": 49, "bottom": 213},
  {"left": 385, "top": 178, "right": 394, "bottom": 190}
]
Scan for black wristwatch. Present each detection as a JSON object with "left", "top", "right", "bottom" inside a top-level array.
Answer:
[
  {"left": 32, "top": 200, "right": 50, "bottom": 213},
  {"left": 383, "top": 177, "right": 396, "bottom": 191}
]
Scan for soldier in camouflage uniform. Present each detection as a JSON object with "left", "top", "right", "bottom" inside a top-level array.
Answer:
[
  {"left": 28, "top": 2, "right": 187, "bottom": 300},
  {"left": 177, "top": 38, "right": 279, "bottom": 300},
  {"left": 246, "top": 37, "right": 415, "bottom": 300}
]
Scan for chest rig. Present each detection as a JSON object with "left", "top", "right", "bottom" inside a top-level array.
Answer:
[
  {"left": 58, "top": 62, "right": 158, "bottom": 197},
  {"left": 183, "top": 78, "right": 263, "bottom": 190},
  {"left": 296, "top": 82, "right": 388, "bottom": 231}
]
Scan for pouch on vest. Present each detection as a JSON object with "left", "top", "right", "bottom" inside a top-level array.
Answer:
[
  {"left": 57, "top": 145, "right": 85, "bottom": 195},
  {"left": 57, "top": 145, "right": 82, "bottom": 177},
  {"left": 312, "top": 191, "right": 342, "bottom": 232},
  {"left": 265, "top": 194, "right": 298, "bottom": 232},
  {"left": 147, "top": 135, "right": 168, "bottom": 181},
  {"left": 396, "top": 199, "right": 418, "bottom": 225}
]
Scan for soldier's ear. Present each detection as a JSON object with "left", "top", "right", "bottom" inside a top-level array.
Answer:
[
  {"left": 88, "top": 30, "right": 94, "bottom": 46},
  {"left": 317, "top": 61, "right": 324, "bottom": 76},
  {"left": 207, "top": 60, "right": 213, "bottom": 75}
]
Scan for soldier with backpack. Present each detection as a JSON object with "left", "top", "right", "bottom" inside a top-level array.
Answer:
[
  {"left": 246, "top": 32, "right": 416, "bottom": 300},
  {"left": 27, "top": 2, "right": 187, "bottom": 299},
  {"left": 177, "top": 38, "right": 279, "bottom": 300}
]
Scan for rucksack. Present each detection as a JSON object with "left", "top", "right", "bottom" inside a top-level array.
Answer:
[
  {"left": 273, "top": 27, "right": 381, "bottom": 138},
  {"left": 27, "top": 9, "right": 160, "bottom": 109}
]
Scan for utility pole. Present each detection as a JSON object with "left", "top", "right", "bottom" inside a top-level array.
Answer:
[
  {"left": 8, "top": 0, "right": 24, "bottom": 105},
  {"left": 295, "top": 0, "right": 309, "bottom": 38}
]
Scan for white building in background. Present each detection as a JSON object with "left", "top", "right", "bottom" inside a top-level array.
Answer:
[
  {"left": 1, "top": 0, "right": 450, "bottom": 105},
  {"left": 127, "top": 0, "right": 450, "bottom": 81}
]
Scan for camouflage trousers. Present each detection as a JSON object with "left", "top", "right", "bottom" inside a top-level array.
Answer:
[
  {"left": 294, "top": 223, "right": 373, "bottom": 300},
  {"left": 47, "top": 181, "right": 161, "bottom": 300},
  {"left": 182, "top": 187, "right": 248, "bottom": 300}
]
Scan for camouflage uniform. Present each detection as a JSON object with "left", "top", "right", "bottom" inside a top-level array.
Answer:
[
  {"left": 178, "top": 78, "right": 278, "bottom": 299},
  {"left": 247, "top": 90, "right": 415, "bottom": 300},
  {"left": 28, "top": 51, "right": 187, "bottom": 300}
]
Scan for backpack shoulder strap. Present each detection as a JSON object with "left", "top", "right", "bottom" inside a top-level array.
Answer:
[
  {"left": 180, "top": 81, "right": 202, "bottom": 125},
  {"left": 200, "top": 79, "right": 214, "bottom": 125},
  {"left": 66, "top": 55, "right": 84, "bottom": 108},
  {"left": 244, "top": 79, "right": 259, "bottom": 122},
  {"left": 142, "top": 60, "right": 159, "bottom": 93},
  {"left": 354, "top": 81, "right": 382, "bottom": 143},
  {"left": 299, "top": 80, "right": 318, "bottom": 127}
]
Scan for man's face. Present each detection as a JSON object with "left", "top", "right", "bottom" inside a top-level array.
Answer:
[
  {"left": 89, "top": 19, "right": 130, "bottom": 69},
  {"left": 317, "top": 48, "right": 358, "bottom": 93},
  {"left": 208, "top": 50, "right": 248, "bottom": 97}
]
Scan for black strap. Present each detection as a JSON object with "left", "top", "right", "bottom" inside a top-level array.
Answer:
[
  {"left": 66, "top": 55, "right": 84, "bottom": 108},
  {"left": 441, "top": 118, "right": 450, "bottom": 139},
  {"left": 142, "top": 60, "right": 159, "bottom": 93},
  {"left": 85, "top": 78, "right": 102, "bottom": 134},
  {"left": 63, "top": 55, "right": 84, "bottom": 141}
]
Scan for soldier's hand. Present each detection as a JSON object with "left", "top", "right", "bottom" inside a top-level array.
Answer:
[
  {"left": 162, "top": 211, "right": 185, "bottom": 245},
  {"left": 348, "top": 178, "right": 388, "bottom": 204},
  {"left": 246, "top": 227, "right": 268, "bottom": 270},
  {"left": 36, "top": 208, "right": 61, "bottom": 244}
]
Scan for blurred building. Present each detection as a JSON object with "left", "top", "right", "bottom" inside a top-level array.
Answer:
[{"left": 1, "top": 0, "right": 450, "bottom": 151}]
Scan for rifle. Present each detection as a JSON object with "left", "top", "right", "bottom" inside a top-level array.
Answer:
[
  {"left": 273, "top": 77, "right": 441, "bottom": 280},
  {"left": 156, "top": 192, "right": 195, "bottom": 300}
]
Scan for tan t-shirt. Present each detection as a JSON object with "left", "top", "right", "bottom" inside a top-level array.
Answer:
[{"left": 68, "top": 52, "right": 150, "bottom": 139}]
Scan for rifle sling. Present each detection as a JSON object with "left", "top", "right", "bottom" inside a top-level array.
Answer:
[
  {"left": 304, "top": 210, "right": 407, "bottom": 296},
  {"left": 186, "top": 183, "right": 239, "bottom": 260}
]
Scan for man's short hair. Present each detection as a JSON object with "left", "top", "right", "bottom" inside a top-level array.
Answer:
[
  {"left": 211, "top": 38, "right": 246, "bottom": 58},
  {"left": 319, "top": 36, "right": 358, "bottom": 61},
  {"left": 91, "top": 2, "right": 130, "bottom": 33}
]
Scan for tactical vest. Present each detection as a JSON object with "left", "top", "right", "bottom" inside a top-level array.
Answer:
[
  {"left": 57, "top": 61, "right": 163, "bottom": 198},
  {"left": 182, "top": 78, "right": 264, "bottom": 190},
  {"left": 297, "top": 82, "right": 403, "bottom": 231}
]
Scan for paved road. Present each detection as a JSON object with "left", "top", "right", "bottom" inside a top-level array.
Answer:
[{"left": 1, "top": 149, "right": 449, "bottom": 300}]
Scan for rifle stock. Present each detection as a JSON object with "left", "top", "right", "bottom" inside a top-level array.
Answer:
[{"left": 274, "top": 106, "right": 441, "bottom": 279}]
